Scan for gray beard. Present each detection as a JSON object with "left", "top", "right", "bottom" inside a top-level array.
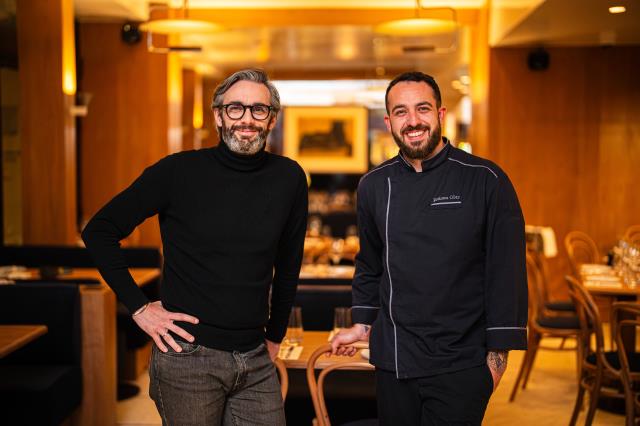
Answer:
[
  {"left": 220, "top": 123, "right": 270, "bottom": 155},
  {"left": 392, "top": 122, "right": 442, "bottom": 160}
]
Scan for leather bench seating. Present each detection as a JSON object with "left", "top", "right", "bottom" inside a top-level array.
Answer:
[
  {"left": 0, "top": 283, "right": 82, "bottom": 426},
  {"left": 0, "top": 244, "right": 162, "bottom": 399}
]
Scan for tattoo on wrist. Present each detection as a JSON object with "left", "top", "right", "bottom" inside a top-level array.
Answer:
[
  {"left": 487, "top": 350, "right": 508, "bottom": 374},
  {"left": 354, "top": 323, "right": 371, "bottom": 338}
]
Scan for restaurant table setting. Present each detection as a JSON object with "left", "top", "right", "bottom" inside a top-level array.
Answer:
[{"left": 582, "top": 239, "right": 640, "bottom": 289}]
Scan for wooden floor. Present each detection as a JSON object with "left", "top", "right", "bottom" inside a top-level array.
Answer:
[{"left": 118, "top": 337, "right": 625, "bottom": 425}]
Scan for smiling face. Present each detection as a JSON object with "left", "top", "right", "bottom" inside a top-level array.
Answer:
[
  {"left": 384, "top": 81, "right": 446, "bottom": 161},
  {"left": 214, "top": 80, "right": 277, "bottom": 155}
]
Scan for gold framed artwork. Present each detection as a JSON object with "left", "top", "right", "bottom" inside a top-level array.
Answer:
[{"left": 283, "top": 107, "right": 368, "bottom": 173}]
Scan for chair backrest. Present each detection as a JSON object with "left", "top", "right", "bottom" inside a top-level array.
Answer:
[
  {"left": 612, "top": 301, "right": 640, "bottom": 423},
  {"left": 274, "top": 357, "right": 289, "bottom": 402},
  {"left": 528, "top": 250, "right": 552, "bottom": 304},
  {"left": 564, "top": 231, "right": 601, "bottom": 276},
  {"left": 565, "top": 275, "right": 612, "bottom": 370},
  {"left": 0, "top": 245, "right": 162, "bottom": 268},
  {"left": 526, "top": 252, "right": 545, "bottom": 323},
  {"left": 306, "top": 342, "right": 373, "bottom": 426},
  {"left": 624, "top": 225, "right": 640, "bottom": 246},
  {"left": 0, "top": 282, "right": 81, "bottom": 366},
  {"left": 293, "top": 285, "right": 352, "bottom": 331}
]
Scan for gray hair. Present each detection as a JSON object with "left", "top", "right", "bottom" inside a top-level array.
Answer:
[{"left": 211, "top": 69, "right": 281, "bottom": 113}]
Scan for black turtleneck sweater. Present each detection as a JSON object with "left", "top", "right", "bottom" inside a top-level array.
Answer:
[{"left": 81, "top": 142, "right": 308, "bottom": 351}]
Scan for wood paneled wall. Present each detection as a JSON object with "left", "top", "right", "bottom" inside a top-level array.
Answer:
[
  {"left": 16, "top": 0, "right": 77, "bottom": 244},
  {"left": 201, "top": 77, "right": 220, "bottom": 148},
  {"left": 78, "top": 23, "right": 170, "bottom": 246},
  {"left": 182, "top": 69, "right": 196, "bottom": 151},
  {"left": 468, "top": 4, "right": 490, "bottom": 159},
  {"left": 487, "top": 46, "right": 640, "bottom": 296}
]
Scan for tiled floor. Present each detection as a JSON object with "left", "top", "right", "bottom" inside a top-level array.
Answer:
[{"left": 118, "top": 338, "right": 625, "bottom": 425}]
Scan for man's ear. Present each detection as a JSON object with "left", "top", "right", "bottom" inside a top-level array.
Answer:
[
  {"left": 383, "top": 115, "right": 392, "bottom": 132},
  {"left": 267, "top": 114, "right": 278, "bottom": 131},
  {"left": 438, "top": 107, "right": 447, "bottom": 123},
  {"left": 214, "top": 108, "right": 223, "bottom": 128}
]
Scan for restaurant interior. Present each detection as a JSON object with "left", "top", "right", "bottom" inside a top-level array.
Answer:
[{"left": 0, "top": 0, "right": 639, "bottom": 425}]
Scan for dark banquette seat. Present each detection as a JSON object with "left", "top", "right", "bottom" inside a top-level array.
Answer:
[{"left": 0, "top": 282, "right": 82, "bottom": 426}]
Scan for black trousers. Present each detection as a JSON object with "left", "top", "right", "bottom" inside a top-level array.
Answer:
[{"left": 376, "top": 364, "right": 494, "bottom": 426}]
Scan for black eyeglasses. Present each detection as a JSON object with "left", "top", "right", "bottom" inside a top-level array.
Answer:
[{"left": 218, "top": 103, "right": 274, "bottom": 121}]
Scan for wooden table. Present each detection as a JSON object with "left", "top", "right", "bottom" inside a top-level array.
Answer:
[
  {"left": 281, "top": 330, "right": 370, "bottom": 370},
  {"left": 583, "top": 282, "right": 640, "bottom": 298},
  {"left": 299, "top": 264, "right": 355, "bottom": 285},
  {"left": 582, "top": 273, "right": 638, "bottom": 352},
  {"left": 299, "top": 265, "right": 355, "bottom": 280},
  {"left": 0, "top": 325, "right": 47, "bottom": 358},
  {"left": 27, "top": 267, "right": 160, "bottom": 426}
]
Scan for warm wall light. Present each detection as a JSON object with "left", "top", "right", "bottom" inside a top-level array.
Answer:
[
  {"left": 374, "top": 0, "right": 457, "bottom": 36},
  {"left": 608, "top": 6, "right": 626, "bottom": 14},
  {"left": 61, "top": 0, "right": 76, "bottom": 95},
  {"left": 193, "top": 71, "right": 203, "bottom": 129}
]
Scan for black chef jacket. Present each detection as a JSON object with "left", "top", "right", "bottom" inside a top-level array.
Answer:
[{"left": 351, "top": 140, "right": 527, "bottom": 379}]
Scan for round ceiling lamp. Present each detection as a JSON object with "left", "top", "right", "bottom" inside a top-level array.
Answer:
[
  {"left": 140, "top": 19, "right": 223, "bottom": 34},
  {"left": 140, "top": 0, "right": 224, "bottom": 35},
  {"left": 374, "top": 1, "right": 457, "bottom": 36},
  {"left": 375, "top": 18, "right": 457, "bottom": 36}
]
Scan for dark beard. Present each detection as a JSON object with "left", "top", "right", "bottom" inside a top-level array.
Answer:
[
  {"left": 391, "top": 121, "right": 442, "bottom": 160},
  {"left": 220, "top": 120, "right": 271, "bottom": 155}
]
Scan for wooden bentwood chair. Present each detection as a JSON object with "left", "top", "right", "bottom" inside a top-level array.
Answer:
[
  {"left": 565, "top": 275, "right": 629, "bottom": 426},
  {"left": 624, "top": 225, "right": 640, "bottom": 246},
  {"left": 274, "top": 357, "right": 289, "bottom": 402},
  {"left": 612, "top": 302, "right": 640, "bottom": 426},
  {"left": 565, "top": 231, "right": 602, "bottom": 277},
  {"left": 510, "top": 253, "right": 581, "bottom": 402},
  {"left": 306, "top": 342, "right": 376, "bottom": 426},
  {"left": 529, "top": 249, "right": 575, "bottom": 314}
]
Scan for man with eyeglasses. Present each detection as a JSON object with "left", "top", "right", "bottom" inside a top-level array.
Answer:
[{"left": 82, "top": 69, "right": 307, "bottom": 425}]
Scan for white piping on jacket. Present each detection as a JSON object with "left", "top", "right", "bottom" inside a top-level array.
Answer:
[
  {"left": 447, "top": 158, "right": 498, "bottom": 179},
  {"left": 359, "top": 160, "right": 399, "bottom": 184},
  {"left": 386, "top": 177, "right": 400, "bottom": 378}
]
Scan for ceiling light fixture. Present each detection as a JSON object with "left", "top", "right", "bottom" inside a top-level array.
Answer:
[
  {"left": 374, "top": 0, "right": 458, "bottom": 36},
  {"left": 140, "top": 0, "right": 223, "bottom": 53},
  {"left": 140, "top": 0, "right": 223, "bottom": 35},
  {"left": 608, "top": 6, "right": 626, "bottom": 14}
]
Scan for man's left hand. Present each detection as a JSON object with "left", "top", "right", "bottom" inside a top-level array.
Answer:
[
  {"left": 266, "top": 339, "right": 280, "bottom": 361},
  {"left": 487, "top": 350, "right": 509, "bottom": 392}
]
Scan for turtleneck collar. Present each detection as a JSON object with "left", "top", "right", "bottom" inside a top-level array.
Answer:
[{"left": 211, "top": 139, "right": 268, "bottom": 172}]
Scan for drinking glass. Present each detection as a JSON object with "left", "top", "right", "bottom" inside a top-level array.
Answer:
[
  {"left": 286, "top": 307, "right": 303, "bottom": 344},
  {"left": 333, "top": 307, "right": 352, "bottom": 334}
]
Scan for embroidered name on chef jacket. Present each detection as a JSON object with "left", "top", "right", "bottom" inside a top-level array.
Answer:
[{"left": 430, "top": 194, "right": 462, "bottom": 207}]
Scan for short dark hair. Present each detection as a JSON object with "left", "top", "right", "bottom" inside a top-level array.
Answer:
[{"left": 385, "top": 71, "right": 442, "bottom": 113}]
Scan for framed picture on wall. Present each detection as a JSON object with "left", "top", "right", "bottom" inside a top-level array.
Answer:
[{"left": 283, "top": 106, "right": 368, "bottom": 173}]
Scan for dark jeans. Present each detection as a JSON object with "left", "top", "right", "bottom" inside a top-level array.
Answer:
[
  {"left": 376, "top": 364, "right": 494, "bottom": 426},
  {"left": 149, "top": 341, "right": 285, "bottom": 426}
]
